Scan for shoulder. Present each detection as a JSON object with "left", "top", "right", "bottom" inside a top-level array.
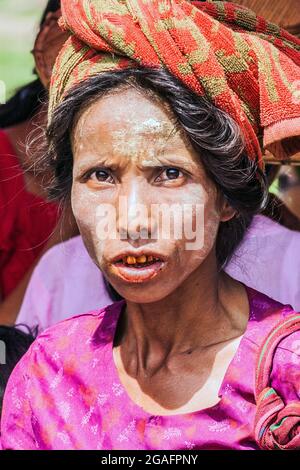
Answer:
[
  {"left": 242, "top": 285, "right": 297, "bottom": 349},
  {"left": 3, "top": 300, "right": 125, "bottom": 404},
  {"left": 36, "top": 299, "right": 124, "bottom": 347},
  {"left": 245, "top": 284, "right": 300, "bottom": 353},
  {"left": 246, "top": 285, "right": 294, "bottom": 325},
  {"left": 16, "top": 300, "right": 124, "bottom": 370}
]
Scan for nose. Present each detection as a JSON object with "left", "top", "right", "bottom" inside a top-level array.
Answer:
[{"left": 117, "top": 180, "right": 156, "bottom": 243}]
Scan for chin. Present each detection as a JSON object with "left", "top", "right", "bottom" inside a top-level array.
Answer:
[{"left": 108, "top": 279, "right": 173, "bottom": 304}]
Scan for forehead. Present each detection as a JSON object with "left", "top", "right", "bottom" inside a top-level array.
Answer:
[
  {"left": 70, "top": 86, "right": 207, "bottom": 175},
  {"left": 71, "top": 86, "right": 193, "bottom": 156}
]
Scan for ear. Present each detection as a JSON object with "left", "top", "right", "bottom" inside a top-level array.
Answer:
[{"left": 219, "top": 198, "right": 237, "bottom": 223}]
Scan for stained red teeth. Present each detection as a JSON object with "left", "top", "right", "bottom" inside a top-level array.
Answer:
[{"left": 118, "top": 255, "right": 162, "bottom": 266}]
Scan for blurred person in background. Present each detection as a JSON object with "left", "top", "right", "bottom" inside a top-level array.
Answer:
[
  {"left": 278, "top": 166, "right": 300, "bottom": 221},
  {"left": 0, "top": 0, "right": 77, "bottom": 325}
]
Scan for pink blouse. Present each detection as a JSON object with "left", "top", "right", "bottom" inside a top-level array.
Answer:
[{"left": 1, "top": 285, "right": 300, "bottom": 450}]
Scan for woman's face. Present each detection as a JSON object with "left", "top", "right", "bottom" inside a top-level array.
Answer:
[{"left": 71, "top": 86, "right": 234, "bottom": 303}]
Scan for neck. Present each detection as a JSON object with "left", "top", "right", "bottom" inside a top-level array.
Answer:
[{"left": 118, "top": 251, "right": 249, "bottom": 366}]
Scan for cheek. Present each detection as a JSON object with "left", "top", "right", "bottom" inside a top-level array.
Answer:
[
  {"left": 202, "top": 186, "right": 221, "bottom": 248},
  {"left": 71, "top": 183, "right": 107, "bottom": 263},
  {"left": 71, "top": 183, "right": 95, "bottom": 229},
  {"left": 172, "top": 182, "right": 220, "bottom": 271},
  {"left": 175, "top": 182, "right": 220, "bottom": 241}
]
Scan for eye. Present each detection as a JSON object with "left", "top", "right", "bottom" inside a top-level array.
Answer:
[
  {"left": 87, "top": 169, "right": 114, "bottom": 184},
  {"left": 155, "top": 167, "right": 185, "bottom": 182}
]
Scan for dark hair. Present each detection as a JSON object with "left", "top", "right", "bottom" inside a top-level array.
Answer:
[
  {"left": 0, "top": 79, "right": 46, "bottom": 128},
  {"left": 38, "top": 67, "right": 268, "bottom": 268},
  {"left": 0, "top": 0, "right": 61, "bottom": 128},
  {"left": 0, "top": 325, "right": 37, "bottom": 417},
  {"left": 39, "top": 0, "right": 61, "bottom": 27}
]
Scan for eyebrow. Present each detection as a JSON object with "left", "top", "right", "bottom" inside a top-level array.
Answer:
[
  {"left": 75, "top": 153, "right": 199, "bottom": 174},
  {"left": 75, "top": 155, "right": 120, "bottom": 172},
  {"left": 139, "top": 155, "right": 198, "bottom": 171}
]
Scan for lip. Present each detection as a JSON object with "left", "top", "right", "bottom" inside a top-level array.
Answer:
[{"left": 109, "top": 250, "right": 167, "bottom": 284}]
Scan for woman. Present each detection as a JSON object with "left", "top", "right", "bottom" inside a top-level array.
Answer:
[{"left": 1, "top": 0, "right": 300, "bottom": 450}]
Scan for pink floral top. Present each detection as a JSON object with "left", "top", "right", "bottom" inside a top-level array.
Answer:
[{"left": 1, "top": 285, "right": 300, "bottom": 450}]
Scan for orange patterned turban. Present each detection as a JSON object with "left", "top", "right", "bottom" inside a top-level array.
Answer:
[{"left": 48, "top": 0, "right": 300, "bottom": 167}]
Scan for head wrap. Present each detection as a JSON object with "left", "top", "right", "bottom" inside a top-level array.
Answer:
[{"left": 49, "top": 0, "right": 300, "bottom": 167}]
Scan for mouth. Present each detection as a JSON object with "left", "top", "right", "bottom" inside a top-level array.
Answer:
[{"left": 110, "top": 253, "right": 166, "bottom": 283}]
